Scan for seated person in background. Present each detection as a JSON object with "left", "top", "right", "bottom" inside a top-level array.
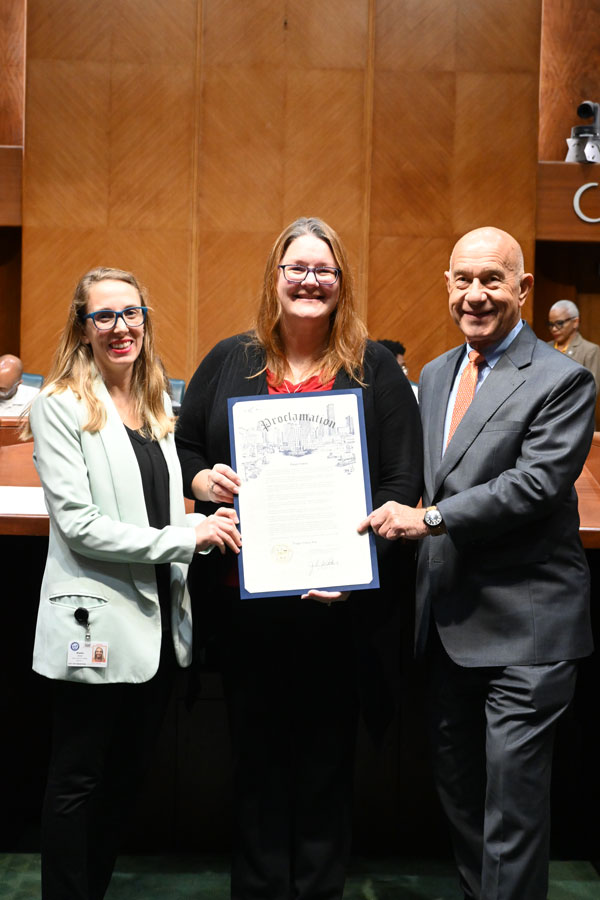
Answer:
[
  {"left": 377, "top": 339, "right": 419, "bottom": 399},
  {"left": 0, "top": 354, "right": 40, "bottom": 415},
  {"left": 547, "top": 300, "right": 600, "bottom": 391}
]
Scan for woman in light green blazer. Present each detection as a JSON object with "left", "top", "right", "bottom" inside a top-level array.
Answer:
[{"left": 26, "top": 267, "right": 241, "bottom": 900}]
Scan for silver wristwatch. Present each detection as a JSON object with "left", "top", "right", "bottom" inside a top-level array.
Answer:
[{"left": 423, "top": 506, "right": 445, "bottom": 536}]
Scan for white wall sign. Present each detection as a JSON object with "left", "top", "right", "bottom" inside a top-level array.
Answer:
[{"left": 573, "top": 182, "right": 600, "bottom": 223}]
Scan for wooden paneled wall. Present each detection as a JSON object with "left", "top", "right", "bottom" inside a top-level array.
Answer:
[
  {"left": 0, "top": 0, "right": 25, "bottom": 145},
  {"left": 21, "top": 0, "right": 542, "bottom": 383}
]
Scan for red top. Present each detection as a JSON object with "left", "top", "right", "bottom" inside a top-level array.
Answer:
[{"left": 266, "top": 370, "right": 335, "bottom": 394}]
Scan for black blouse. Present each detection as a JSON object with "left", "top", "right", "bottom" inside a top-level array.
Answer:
[{"left": 125, "top": 426, "right": 171, "bottom": 629}]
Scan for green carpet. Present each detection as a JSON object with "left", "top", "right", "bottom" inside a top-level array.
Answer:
[{"left": 1, "top": 854, "right": 598, "bottom": 899}]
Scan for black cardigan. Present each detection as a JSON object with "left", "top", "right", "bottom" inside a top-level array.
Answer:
[
  {"left": 176, "top": 334, "right": 424, "bottom": 734},
  {"left": 177, "top": 334, "right": 423, "bottom": 518}
]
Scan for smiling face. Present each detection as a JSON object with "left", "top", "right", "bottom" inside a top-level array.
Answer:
[
  {"left": 82, "top": 279, "right": 145, "bottom": 381},
  {"left": 277, "top": 234, "right": 340, "bottom": 329},
  {"left": 445, "top": 228, "right": 533, "bottom": 351}
]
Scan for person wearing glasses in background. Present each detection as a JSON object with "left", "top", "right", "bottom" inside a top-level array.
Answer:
[
  {"left": 23, "top": 267, "right": 241, "bottom": 900},
  {"left": 547, "top": 300, "right": 600, "bottom": 427},
  {"left": 547, "top": 300, "right": 600, "bottom": 390},
  {"left": 176, "top": 217, "right": 423, "bottom": 900}
]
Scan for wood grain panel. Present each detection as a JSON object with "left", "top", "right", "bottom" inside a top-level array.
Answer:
[
  {"left": 367, "top": 235, "right": 456, "bottom": 380},
  {"left": 284, "top": 70, "right": 366, "bottom": 234},
  {"left": 579, "top": 294, "right": 600, "bottom": 339},
  {"left": 453, "top": 73, "right": 539, "bottom": 239},
  {"left": 370, "top": 72, "right": 455, "bottom": 237},
  {"left": 193, "top": 229, "right": 275, "bottom": 367},
  {"left": 0, "top": 66, "right": 24, "bottom": 146},
  {"left": 539, "top": 0, "right": 600, "bottom": 161},
  {"left": 203, "top": 0, "right": 285, "bottom": 66},
  {"left": 24, "top": 60, "right": 110, "bottom": 226},
  {"left": 109, "top": 63, "right": 195, "bottom": 229},
  {"left": 111, "top": 0, "right": 197, "bottom": 62},
  {"left": 27, "top": 0, "right": 111, "bottom": 61},
  {"left": 285, "top": 0, "right": 368, "bottom": 70},
  {"left": 198, "top": 66, "right": 284, "bottom": 232},
  {"left": 0, "top": 0, "right": 25, "bottom": 144},
  {"left": 375, "top": 0, "right": 457, "bottom": 71},
  {"left": 0, "top": 0, "right": 25, "bottom": 66},
  {"left": 0, "top": 146, "right": 22, "bottom": 225},
  {"left": 457, "top": 0, "right": 542, "bottom": 72}
]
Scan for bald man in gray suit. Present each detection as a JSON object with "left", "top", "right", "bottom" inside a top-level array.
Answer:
[{"left": 360, "top": 227, "right": 595, "bottom": 900}]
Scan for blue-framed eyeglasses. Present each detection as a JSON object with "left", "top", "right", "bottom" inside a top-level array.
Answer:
[
  {"left": 81, "top": 306, "right": 148, "bottom": 331},
  {"left": 278, "top": 265, "right": 341, "bottom": 286}
]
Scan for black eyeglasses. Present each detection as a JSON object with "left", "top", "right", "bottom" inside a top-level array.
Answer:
[
  {"left": 547, "top": 317, "right": 576, "bottom": 329},
  {"left": 81, "top": 306, "right": 148, "bottom": 331},
  {"left": 278, "top": 265, "right": 341, "bottom": 286}
]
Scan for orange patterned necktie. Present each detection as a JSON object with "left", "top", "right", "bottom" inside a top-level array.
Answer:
[{"left": 446, "top": 350, "right": 485, "bottom": 446}]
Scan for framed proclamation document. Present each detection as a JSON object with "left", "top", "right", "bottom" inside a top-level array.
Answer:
[{"left": 227, "top": 389, "right": 379, "bottom": 599}]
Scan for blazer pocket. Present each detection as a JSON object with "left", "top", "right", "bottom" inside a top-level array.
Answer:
[
  {"left": 49, "top": 595, "right": 108, "bottom": 611},
  {"left": 48, "top": 581, "right": 110, "bottom": 610}
]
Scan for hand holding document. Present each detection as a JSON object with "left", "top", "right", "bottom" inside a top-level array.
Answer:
[{"left": 228, "top": 389, "right": 379, "bottom": 598}]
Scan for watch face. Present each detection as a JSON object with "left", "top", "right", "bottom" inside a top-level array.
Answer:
[{"left": 425, "top": 509, "right": 442, "bottom": 527}]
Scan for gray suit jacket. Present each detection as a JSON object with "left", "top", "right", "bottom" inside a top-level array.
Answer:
[
  {"left": 416, "top": 323, "right": 595, "bottom": 666},
  {"left": 29, "top": 380, "right": 201, "bottom": 684}
]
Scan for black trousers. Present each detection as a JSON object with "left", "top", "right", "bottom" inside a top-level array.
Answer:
[
  {"left": 218, "top": 592, "right": 359, "bottom": 900},
  {"left": 428, "top": 633, "right": 577, "bottom": 900},
  {"left": 41, "top": 640, "right": 176, "bottom": 900}
]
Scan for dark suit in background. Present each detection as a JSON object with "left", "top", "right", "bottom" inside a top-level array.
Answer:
[{"left": 362, "top": 227, "right": 596, "bottom": 900}]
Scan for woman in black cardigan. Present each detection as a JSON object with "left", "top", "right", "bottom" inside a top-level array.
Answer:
[{"left": 176, "top": 217, "right": 423, "bottom": 900}]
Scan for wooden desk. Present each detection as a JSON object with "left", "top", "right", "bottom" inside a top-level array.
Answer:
[
  {"left": 3, "top": 437, "right": 600, "bottom": 543},
  {"left": 0, "top": 415, "right": 30, "bottom": 446},
  {"left": 0, "top": 441, "right": 194, "bottom": 536},
  {"left": 576, "top": 433, "right": 600, "bottom": 548},
  {"left": 0, "top": 442, "right": 48, "bottom": 535}
]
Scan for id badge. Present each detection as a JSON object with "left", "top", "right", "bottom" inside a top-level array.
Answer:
[{"left": 67, "top": 640, "right": 109, "bottom": 667}]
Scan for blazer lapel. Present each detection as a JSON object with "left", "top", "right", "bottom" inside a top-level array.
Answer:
[{"left": 432, "top": 325, "right": 534, "bottom": 498}]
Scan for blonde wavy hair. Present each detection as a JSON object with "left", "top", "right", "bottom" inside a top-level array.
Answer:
[
  {"left": 22, "top": 267, "right": 172, "bottom": 440},
  {"left": 253, "top": 217, "right": 368, "bottom": 384}
]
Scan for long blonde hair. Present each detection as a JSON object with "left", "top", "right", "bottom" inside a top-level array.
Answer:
[
  {"left": 253, "top": 217, "right": 368, "bottom": 384},
  {"left": 22, "top": 267, "right": 172, "bottom": 439}
]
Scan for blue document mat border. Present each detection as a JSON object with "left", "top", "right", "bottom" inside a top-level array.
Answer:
[{"left": 227, "top": 388, "right": 380, "bottom": 599}]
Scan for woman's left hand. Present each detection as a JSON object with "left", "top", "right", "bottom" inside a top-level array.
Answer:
[{"left": 301, "top": 589, "right": 351, "bottom": 606}]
